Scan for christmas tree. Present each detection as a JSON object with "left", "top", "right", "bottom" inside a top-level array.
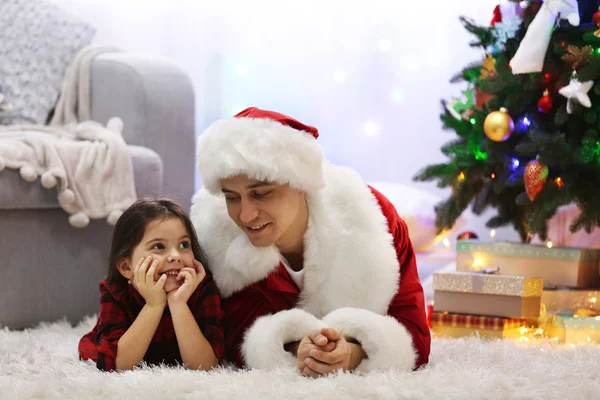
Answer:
[{"left": 414, "top": 0, "right": 600, "bottom": 242}]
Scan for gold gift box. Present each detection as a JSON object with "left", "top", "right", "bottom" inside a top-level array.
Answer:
[
  {"left": 433, "top": 272, "right": 543, "bottom": 318},
  {"left": 541, "top": 289, "right": 600, "bottom": 313}
]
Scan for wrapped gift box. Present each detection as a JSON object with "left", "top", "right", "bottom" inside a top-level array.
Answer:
[
  {"left": 433, "top": 271, "right": 543, "bottom": 318},
  {"left": 456, "top": 240, "right": 600, "bottom": 288},
  {"left": 430, "top": 311, "right": 529, "bottom": 340},
  {"left": 541, "top": 289, "right": 600, "bottom": 313},
  {"left": 543, "top": 314, "right": 600, "bottom": 344}
]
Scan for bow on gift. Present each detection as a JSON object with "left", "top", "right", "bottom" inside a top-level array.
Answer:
[{"left": 510, "top": 0, "right": 580, "bottom": 74}]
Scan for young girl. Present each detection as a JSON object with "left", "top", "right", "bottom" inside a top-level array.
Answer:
[{"left": 79, "top": 198, "right": 224, "bottom": 371}]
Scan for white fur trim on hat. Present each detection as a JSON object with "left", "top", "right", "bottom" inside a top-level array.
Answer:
[{"left": 197, "top": 117, "right": 324, "bottom": 194}]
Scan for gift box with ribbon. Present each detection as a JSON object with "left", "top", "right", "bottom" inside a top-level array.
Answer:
[
  {"left": 456, "top": 240, "right": 600, "bottom": 288},
  {"left": 433, "top": 271, "right": 543, "bottom": 318},
  {"left": 541, "top": 310, "right": 600, "bottom": 345}
]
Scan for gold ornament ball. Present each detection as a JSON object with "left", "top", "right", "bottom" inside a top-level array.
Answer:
[{"left": 484, "top": 107, "right": 514, "bottom": 142}]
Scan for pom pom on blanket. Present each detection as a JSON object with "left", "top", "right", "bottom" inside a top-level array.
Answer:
[
  {"left": 107, "top": 210, "right": 123, "bottom": 225},
  {"left": 106, "top": 117, "right": 124, "bottom": 134},
  {"left": 20, "top": 166, "right": 37, "bottom": 182},
  {"left": 69, "top": 212, "right": 90, "bottom": 228},
  {"left": 41, "top": 171, "right": 58, "bottom": 189},
  {"left": 58, "top": 189, "right": 75, "bottom": 206}
]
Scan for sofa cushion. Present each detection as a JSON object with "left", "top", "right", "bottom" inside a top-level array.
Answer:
[{"left": 0, "top": 145, "right": 162, "bottom": 210}]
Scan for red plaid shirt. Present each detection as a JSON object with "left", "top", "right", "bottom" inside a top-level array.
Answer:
[{"left": 79, "top": 273, "right": 224, "bottom": 371}]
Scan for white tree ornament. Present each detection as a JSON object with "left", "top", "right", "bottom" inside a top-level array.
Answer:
[{"left": 558, "top": 76, "right": 594, "bottom": 114}]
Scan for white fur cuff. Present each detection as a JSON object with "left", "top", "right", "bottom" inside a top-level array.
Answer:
[
  {"left": 241, "top": 309, "right": 326, "bottom": 370},
  {"left": 323, "top": 307, "right": 416, "bottom": 373}
]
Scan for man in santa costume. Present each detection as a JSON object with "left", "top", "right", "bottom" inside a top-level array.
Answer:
[{"left": 191, "top": 107, "right": 430, "bottom": 376}]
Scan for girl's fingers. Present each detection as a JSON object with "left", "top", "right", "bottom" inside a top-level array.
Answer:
[
  {"left": 185, "top": 267, "right": 202, "bottom": 285},
  {"left": 138, "top": 256, "right": 152, "bottom": 284},
  {"left": 193, "top": 259, "right": 205, "bottom": 273},
  {"left": 147, "top": 259, "right": 159, "bottom": 282},
  {"left": 135, "top": 256, "right": 145, "bottom": 270},
  {"left": 181, "top": 267, "right": 197, "bottom": 279},
  {"left": 133, "top": 257, "right": 145, "bottom": 284},
  {"left": 193, "top": 260, "right": 207, "bottom": 283},
  {"left": 177, "top": 269, "right": 193, "bottom": 283},
  {"left": 156, "top": 273, "right": 167, "bottom": 289}
]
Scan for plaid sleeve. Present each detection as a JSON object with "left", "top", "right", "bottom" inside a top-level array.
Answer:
[
  {"left": 190, "top": 271, "right": 225, "bottom": 363},
  {"left": 93, "top": 284, "right": 131, "bottom": 372}
]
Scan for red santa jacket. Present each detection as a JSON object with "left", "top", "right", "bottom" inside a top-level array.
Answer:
[{"left": 191, "top": 163, "right": 431, "bottom": 372}]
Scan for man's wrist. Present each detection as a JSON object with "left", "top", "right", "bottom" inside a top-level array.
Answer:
[
  {"left": 347, "top": 342, "right": 367, "bottom": 370},
  {"left": 284, "top": 341, "right": 300, "bottom": 356}
]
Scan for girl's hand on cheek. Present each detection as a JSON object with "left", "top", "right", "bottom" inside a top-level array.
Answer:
[
  {"left": 132, "top": 255, "right": 167, "bottom": 307},
  {"left": 167, "top": 260, "right": 206, "bottom": 305},
  {"left": 193, "top": 259, "right": 207, "bottom": 283}
]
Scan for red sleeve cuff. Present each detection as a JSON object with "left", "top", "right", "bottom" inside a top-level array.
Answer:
[{"left": 96, "top": 338, "right": 119, "bottom": 372}]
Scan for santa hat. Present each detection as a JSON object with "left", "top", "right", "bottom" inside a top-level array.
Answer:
[{"left": 197, "top": 107, "right": 324, "bottom": 194}]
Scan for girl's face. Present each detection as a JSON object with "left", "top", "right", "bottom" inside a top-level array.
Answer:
[{"left": 119, "top": 217, "right": 196, "bottom": 293}]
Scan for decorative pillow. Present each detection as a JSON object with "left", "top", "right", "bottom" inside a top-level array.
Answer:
[
  {"left": 0, "top": 0, "right": 96, "bottom": 125},
  {"left": 369, "top": 181, "right": 466, "bottom": 251}
]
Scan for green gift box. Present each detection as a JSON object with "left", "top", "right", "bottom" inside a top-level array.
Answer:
[
  {"left": 545, "top": 314, "right": 600, "bottom": 345},
  {"left": 456, "top": 240, "right": 600, "bottom": 288}
]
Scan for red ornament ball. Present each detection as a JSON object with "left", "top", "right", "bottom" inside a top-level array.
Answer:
[
  {"left": 537, "top": 90, "right": 553, "bottom": 113},
  {"left": 593, "top": 9, "right": 600, "bottom": 27},
  {"left": 543, "top": 73, "right": 552, "bottom": 84},
  {"left": 457, "top": 231, "right": 479, "bottom": 240}
]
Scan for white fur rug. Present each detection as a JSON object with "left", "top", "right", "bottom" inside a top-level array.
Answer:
[{"left": 1, "top": 317, "right": 600, "bottom": 400}]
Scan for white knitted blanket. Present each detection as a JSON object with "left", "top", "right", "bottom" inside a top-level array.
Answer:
[{"left": 0, "top": 46, "right": 136, "bottom": 227}]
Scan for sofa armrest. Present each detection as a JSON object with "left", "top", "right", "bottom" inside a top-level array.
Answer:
[{"left": 90, "top": 53, "right": 195, "bottom": 210}]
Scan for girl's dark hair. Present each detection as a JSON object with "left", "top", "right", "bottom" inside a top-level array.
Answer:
[{"left": 106, "top": 198, "right": 208, "bottom": 285}]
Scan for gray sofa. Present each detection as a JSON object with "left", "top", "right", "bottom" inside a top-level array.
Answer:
[{"left": 0, "top": 53, "right": 196, "bottom": 329}]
